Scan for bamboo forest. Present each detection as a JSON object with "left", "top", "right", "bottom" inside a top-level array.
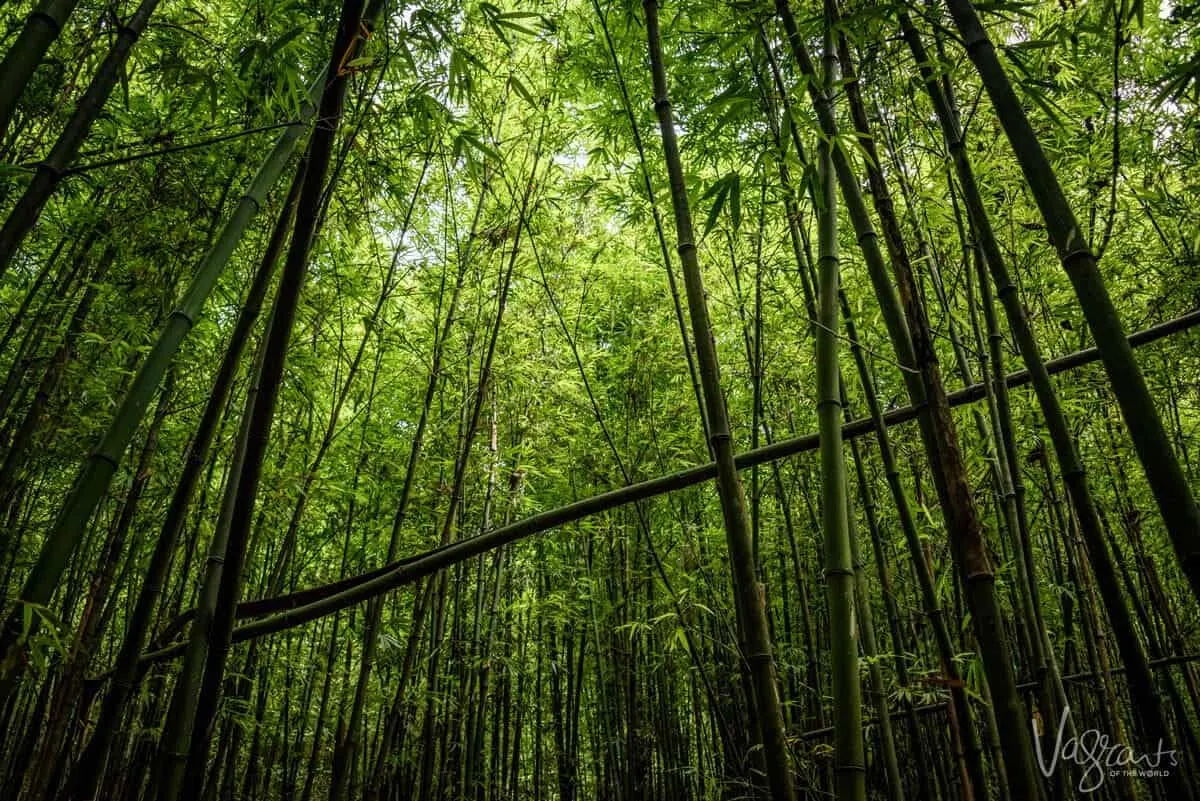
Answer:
[{"left": 3, "top": 0, "right": 1200, "bottom": 798}]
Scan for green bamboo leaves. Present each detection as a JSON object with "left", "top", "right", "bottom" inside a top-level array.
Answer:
[
  {"left": 0, "top": 2, "right": 1196, "bottom": 799},
  {"left": 702, "top": 172, "right": 742, "bottom": 238}
]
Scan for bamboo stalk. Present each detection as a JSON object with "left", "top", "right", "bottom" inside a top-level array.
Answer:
[
  {"left": 643, "top": 2, "right": 794, "bottom": 798},
  {"left": 815, "top": 8, "right": 865, "bottom": 798}
]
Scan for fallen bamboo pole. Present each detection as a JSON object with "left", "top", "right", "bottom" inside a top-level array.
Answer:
[{"left": 139, "top": 308, "right": 1200, "bottom": 663}]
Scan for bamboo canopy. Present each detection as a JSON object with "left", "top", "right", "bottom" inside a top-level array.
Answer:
[{"left": 0, "top": 2, "right": 1199, "bottom": 801}]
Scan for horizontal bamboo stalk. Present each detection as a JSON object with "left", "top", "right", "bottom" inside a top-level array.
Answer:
[{"left": 137, "top": 308, "right": 1200, "bottom": 663}]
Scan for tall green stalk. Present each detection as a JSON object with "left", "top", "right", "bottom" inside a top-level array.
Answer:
[
  {"left": 151, "top": 303, "right": 269, "bottom": 801},
  {"left": 588, "top": 0, "right": 708, "bottom": 445},
  {"left": 329, "top": 156, "right": 444, "bottom": 801},
  {"left": 847, "top": 488, "right": 904, "bottom": 801},
  {"left": 60, "top": 153, "right": 307, "bottom": 801},
  {"left": 773, "top": 1, "right": 1039, "bottom": 795},
  {"left": 815, "top": 9, "right": 865, "bottom": 800},
  {"left": 898, "top": 15, "right": 1190, "bottom": 796},
  {"left": 849, "top": 436, "right": 922, "bottom": 801},
  {"left": 644, "top": 2, "right": 795, "bottom": 799},
  {"left": 151, "top": 0, "right": 365, "bottom": 798},
  {"left": 755, "top": 34, "right": 974, "bottom": 793}
]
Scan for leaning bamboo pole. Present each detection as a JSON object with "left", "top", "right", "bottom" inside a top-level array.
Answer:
[
  {"left": 0, "top": 77, "right": 322, "bottom": 689},
  {"left": 124, "top": 303, "right": 1200, "bottom": 661},
  {"left": 130, "top": 309, "right": 1200, "bottom": 661}
]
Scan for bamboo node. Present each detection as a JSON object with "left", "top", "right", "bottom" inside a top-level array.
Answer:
[{"left": 28, "top": 10, "right": 66, "bottom": 36}]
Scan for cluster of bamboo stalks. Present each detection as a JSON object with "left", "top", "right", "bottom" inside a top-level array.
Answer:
[{"left": 0, "top": 0, "right": 1197, "bottom": 800}]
